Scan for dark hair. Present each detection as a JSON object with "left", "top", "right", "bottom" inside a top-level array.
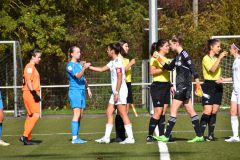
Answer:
[
  {"left": 118, "top": 40, "right": 128, "bottom": 56},
  {"left": 150, "top": 42, "right": 157, "bottom": 56},
  {"left": 204, "top": 39, "right": 220, "bottom": 53},
  {"left": 67, "top": 46, "right": 79, "bottom": 61},
  {"left": 108, "top": 43, "right": 121, "bottom": 55},
  {"left": 27, "top": 49, "right": 41, "bottom": 59},
  {"left": 171, "top": 33, "right": 184, "bottom": 45},
  {"left": 156, "top": 39, "right": 168, "bottom": 51}
]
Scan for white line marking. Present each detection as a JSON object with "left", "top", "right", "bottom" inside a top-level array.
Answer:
[
  {"left": 158, "top": 142, "right": 171, "bottom": 160},
  {"left": 155, "top": 127, "right": 171, "bottom": 160},
  {"left": 2, "top": 129, "right": 232, "bottom": 137}
]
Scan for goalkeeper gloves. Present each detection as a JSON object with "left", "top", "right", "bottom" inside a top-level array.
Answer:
[
  {"left": 195, "top": 82, "right": 203, "bottom": 97},
  {"left": 30, "top": 90, "right": 41, "bottom": 102}
]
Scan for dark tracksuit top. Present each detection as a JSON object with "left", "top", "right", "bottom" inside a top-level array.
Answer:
[{"left": 163, "top": 50, "right": 199, "bottom": 100}]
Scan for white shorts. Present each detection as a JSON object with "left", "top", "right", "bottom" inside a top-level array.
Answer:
[
  {"left": 231, "top": 90, "right": 240, "bottom": 104},
  {"left": 109, "top": 94, "right": 127, "bottom": 105}
]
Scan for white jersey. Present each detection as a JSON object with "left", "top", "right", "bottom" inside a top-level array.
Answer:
[
  {"left": 107, "top": 57, "right": 128, "bottom": 95},
  {"left": 232, "top": 56, "right": 240, "bottom": 92}
]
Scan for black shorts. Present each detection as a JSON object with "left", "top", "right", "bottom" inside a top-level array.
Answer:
[
  {"left": 126, "top": 82, "right": 133, "bottom": 104},
  {"left": 174, "top": 83, "right": 192, "bottom": 101},
  {"left": 202, "top": 80, "right": 223, "bottom": 105},
  {"left": 150, "top": 82, "right": 171, "bottom": 107}
]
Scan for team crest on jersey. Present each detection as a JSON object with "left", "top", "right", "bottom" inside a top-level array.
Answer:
[
  {"left": 68, "top": 66, "right": 73, "bottom": 71},
  {"left": 175, "top": 61, "right": 181, "bottom": 66},
  {"left": 27, "top": 68, "right": 33, "bottom": 73},
  {"left": 116, "top": 68, "right": 122, "bottom": 73}
]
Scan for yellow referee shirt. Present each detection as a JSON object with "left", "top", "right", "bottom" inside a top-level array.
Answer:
[
  {"left": 202, "top": 55, "right": 221, "bottom": 80},
  {"left": 150, "top": 56, "right": 170, "bottom": 82},
  {"left": 118, "top": 55, "right": 132, "bottom": 83}
]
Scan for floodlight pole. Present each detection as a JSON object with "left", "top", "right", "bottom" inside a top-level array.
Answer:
[
  {"left": 149, "top": 0, "right": 158, "bottom": 114},
  {"left": 193, "top": 0, "right": 198, "bottom": 28}
]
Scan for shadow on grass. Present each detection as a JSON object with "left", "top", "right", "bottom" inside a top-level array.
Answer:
[{"left": 6, "top": 151, "right": 199, "bottom": 159}]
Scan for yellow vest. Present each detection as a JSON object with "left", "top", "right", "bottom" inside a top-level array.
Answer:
[
  {"left": 202, "top": 55, "right": 221, "bottom": 80},
  {"left": 150, "top": 56, "right": 170, "bottom": 82},
  {"left": 118, "top": 55, "right": 132, "bottom": 82}
]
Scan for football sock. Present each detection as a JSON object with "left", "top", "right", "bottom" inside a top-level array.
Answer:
[
  {"left": 231, "top": 116, "right": 239, "bottom": 137},
  {"left": 208, "top": 113, "right": 217, "bottom": 136},
  {"left": 125, "top": 124, "right": 134, "bottom": 139},
  {"left": 71, "top": 121, "right": 78, "bottom": 140},
  {"left": 23, "top": 116, "right": 39, "bottom": 137},
  {"left": 200, "top": 113, "right": 210, "bottom": 135},
  {"left": 104, "top": 124, "right": 113, "bottom": 139},
  {"left": 148, "top": 117, "right": 159, "bottom": 136},
  {"left": 0, "top": 123, "right": 2, "bottom": 139},
  {"left": 158, "top": 115, "right": 166, "bottom": 136},
  {"left": 165, "top": 116, "right": 177, "bottom": 138},
  {"left": 191, "top": 115, "right": 202, "bottom": 137}
]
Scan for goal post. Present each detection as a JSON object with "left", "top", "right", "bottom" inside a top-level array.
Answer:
[
  {"left": 0, "top": 41, "right": 23, "bottom": 117},
  {"left": 208, "top": 35, "right": 240, "bottom": 108}
]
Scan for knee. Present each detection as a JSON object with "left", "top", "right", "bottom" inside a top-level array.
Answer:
[
  {"left": 203, "top": 108, "right": 212, "bottom": 115},
  {"left": 106, "top": 111, "right": 112, "bottom": 118},
  {"left": 230, "top": 110, "right": 237, "bottom": 116},
  {"left": 212, "top": 109, "right": 218, "bottom": 114},
  {"left": 153, "top": 111, "right": 161, "bottom": 120},
  {"left": 33, "top": 113, "right": 40, "bottom": 119},
  {"left": 0, "top": 117, "right": 4, "bottom": 123}
]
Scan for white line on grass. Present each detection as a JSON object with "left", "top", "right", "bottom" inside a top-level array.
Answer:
[
  {"left": 155, "top": 127, "right": 171, "bottom": 160},
  {"left": 2, "top": 129, "right": 232, "bottom": 137},
  {"left": 158, "top": 142, "right": 171, "bottom": 160}
]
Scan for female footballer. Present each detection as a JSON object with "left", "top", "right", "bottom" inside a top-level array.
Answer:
[
  {"left": 66, "top": 46, "right": 92, "bottom": 144},
  {"left": 20, "top": 49, "right": 42, "bottom": 145},
  {"left": 115, "top": 40, "right": 136, "bottom": 142},
  {"left": 89, "top": 43, "right": 135, "bottom": 144},
  {"left": 218, "top": 43, "right": 240, "bottom": 142}
]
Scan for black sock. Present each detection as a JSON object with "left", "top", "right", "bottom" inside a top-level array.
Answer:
[
  {"left": 191, "top": 115, "right": 202, "bottom": 137},
  {"left": 115, "top": 115, "right": 126, "bottom": 140},
  {"left": 164, "top": 116, "right": 176, "bottom": 138},
  {"left": 158, "top": 115, "right": 165, "bottom": 136},
  {"left": 148, "top": 117, "right": 159, "bottom": 136},
  {"left": 208, "top": 113, "right": 217, "bottom": 137},
  {"left": 200, "top": 113, "right": 210, "bottom": 135}
]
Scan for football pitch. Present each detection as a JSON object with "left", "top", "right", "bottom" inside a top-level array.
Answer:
[{"left": 0, "top": 112, "right": 240, "bottom": 160}]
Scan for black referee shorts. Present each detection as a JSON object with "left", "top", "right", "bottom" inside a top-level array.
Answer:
[
  {"left": 202, "top": 80, "right": 223, "bottom": 105},
  {"left": 150, "top": 82, "right": 171, "bottom": 107},
  {"left": 126, "top": 82, "right": 133, "bottom": 104}
]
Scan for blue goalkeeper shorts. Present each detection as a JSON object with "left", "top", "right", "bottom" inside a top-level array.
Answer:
[
  {"left": 68, "top": 89, "right": 86, "bottom": 109},
  {"left": 0, "top": 91, "right": 3, "bottom": 110}
]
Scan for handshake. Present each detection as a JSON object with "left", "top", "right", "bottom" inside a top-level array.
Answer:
[{"left": 81, "top": 61, "right": 91, "bottom": 69}]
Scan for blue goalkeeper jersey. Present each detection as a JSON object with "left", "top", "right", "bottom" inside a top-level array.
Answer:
[{"left": 66, "top": 61, "right": 85, "bottom": 90}]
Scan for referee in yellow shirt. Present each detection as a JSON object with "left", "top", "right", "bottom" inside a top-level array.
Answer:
[
  {"left": 147, "top": 39, "right": 174, "bottom": 142},
  {"left": 115, "top": 40, "right": 136, "bottom": 142},
  {"left": 200, "top": 39, "right": 228, "bottom": 141}
]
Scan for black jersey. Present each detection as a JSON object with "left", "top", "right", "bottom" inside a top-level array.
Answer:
[{"left": 163, "top": 50, "right": 199, "bottom": 86}]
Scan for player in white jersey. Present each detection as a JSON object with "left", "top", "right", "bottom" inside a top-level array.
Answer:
[
  {"left": 217, "top": 43, "right": 240, "bottom": 142},
  {"left": 89, "top": 43, "right": 135, "bottom": 144}
]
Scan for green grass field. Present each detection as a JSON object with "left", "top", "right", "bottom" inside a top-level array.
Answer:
[{"left": 0, "top": 112, "right": 239, "bottom": 160}]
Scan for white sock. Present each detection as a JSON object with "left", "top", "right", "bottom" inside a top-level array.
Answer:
[
  {"left": 125, "top": 124, "right": 134, "bottom": 139},
  {"left": 104, "top": 124, "right": 113, "bottom": 139},
  {"left": 72, "top": 136, "right": 78, "bottom": 140},
  {"left": 231, "top": 116, "right": 239, "bottom": 137}
]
